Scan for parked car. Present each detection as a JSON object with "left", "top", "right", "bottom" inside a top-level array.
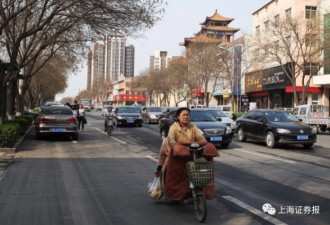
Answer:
[
  {"left": 203, "top": 108, "right": 236, "bottom": 131},
  {"left": 211, "top": 105, "right": 233, "bottom": 118},
  {"left": 292, "top": 104, "right": 330, "bottom": 133},
  {"left": 35, "top": 106, "right": 78, "bottom": 140},
  {"left": 102, "top": 105, "right": 114, "bottom": 116},
  {"left": 189, "top": 104, "right": 205, "bottom": 109},
  {"left": 236, "top": 109, "right": 317, "bottom": 148},
  {"left": 114, "top": 106, "right": 143, "bottom": 127},
  {"left": 141, "top": 106, "right": 163, "bottom": 124},
  {"left": 94, "top": 103, "right": 103, "bottom": 111},
  {"left": 159, "top": 107, "right": 178, "bottom": 120},
  {"left": 159, "top": 109, "right": 233, "bottom": 148},
  {"left": 44, "top": 101, "right": 61, "bottom": 106}
]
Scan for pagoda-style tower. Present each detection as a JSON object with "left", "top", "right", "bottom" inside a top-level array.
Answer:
[{"left": 181, "top": 10, "right": 240, "bottom": 47}]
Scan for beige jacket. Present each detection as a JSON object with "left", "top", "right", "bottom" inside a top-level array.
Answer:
[
  {"left": 158, "top": 122, "right": 206, "bottom": 166},
  {"left": 168, "top": 122, "right": 206, "bottom": 148}
]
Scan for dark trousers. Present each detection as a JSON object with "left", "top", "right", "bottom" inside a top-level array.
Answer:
[{"left": 78, "top": 116, "right": 85, "bottom": 130}]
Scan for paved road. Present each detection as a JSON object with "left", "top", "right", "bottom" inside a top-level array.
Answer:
[{"left": 0, "top": 111, "right": 329, "bottom": 225}]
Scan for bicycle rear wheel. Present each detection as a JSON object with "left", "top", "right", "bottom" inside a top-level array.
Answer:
[{"left": 194, "top": 195, "right": 207, "bottom": 223}]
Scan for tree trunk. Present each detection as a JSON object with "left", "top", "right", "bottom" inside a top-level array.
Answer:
[{"left": 7, "top": 80, "right": 16, "bottom": 119}]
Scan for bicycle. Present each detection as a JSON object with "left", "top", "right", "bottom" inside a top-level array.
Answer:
[{"left": 186, "top": 143, "right": 214, "bottom": 223}]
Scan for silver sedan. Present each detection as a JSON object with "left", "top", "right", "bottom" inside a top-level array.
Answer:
[{"left": 35, "top": 106, "right": 78, "bottom": 140}]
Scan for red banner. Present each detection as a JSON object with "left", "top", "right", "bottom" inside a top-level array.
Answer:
[
  {"left": 192, "top": 86, "right": 203, "bottom": 97},
  {"left": 113, "top": 94, "right": 148, "bottom": 101},
  {"left": 285, "top": 86, "right": 323, "bottom": 93}
]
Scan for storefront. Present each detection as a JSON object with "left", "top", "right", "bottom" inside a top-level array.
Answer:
[
  {"left": 246, "top": 64, "right": 324, "bottom": 109},
  {"left": 191, "top": 86, "right": 205, "bottom": 105},
  {"left": 112, "top": 94, "right": 148, "bottom": 106}
]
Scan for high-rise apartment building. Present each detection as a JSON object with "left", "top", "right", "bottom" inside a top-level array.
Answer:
[
  {"left": 150, "top": 51, "right": 175, "bottom": 70},
  {"left": 104, "top": 35, "right": 126, "bottom": 82},
  {"left": 125, "top": 45, "right": 135, "bottom": 78},
  {"left": 86, "top": 42, "right": 105, "bottom": 91}
]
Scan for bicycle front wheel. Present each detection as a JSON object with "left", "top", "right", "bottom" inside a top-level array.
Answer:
[{"left": 194, "top": 195, "right": 207, "bottom": 223}]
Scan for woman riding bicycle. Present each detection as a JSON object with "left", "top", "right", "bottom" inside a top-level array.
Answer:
[{"left": 155, "top": 107, "right": 219, "bottom": 200}]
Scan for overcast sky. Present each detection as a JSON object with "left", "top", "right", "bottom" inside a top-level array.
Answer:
[{"left": 57, "top": 0, "right": 270, "bottom": 99}]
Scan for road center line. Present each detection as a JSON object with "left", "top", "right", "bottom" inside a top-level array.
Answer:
[
  {"left": 222, "top": 195, "right": 288, "bottom": 225},
  {"left": 233, "top": 149, "right": 296, "bottom": 164}
]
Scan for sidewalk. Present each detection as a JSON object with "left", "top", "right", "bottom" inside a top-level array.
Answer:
[{"left": 0, "top": 126, "right": 32, "bottom": 182}]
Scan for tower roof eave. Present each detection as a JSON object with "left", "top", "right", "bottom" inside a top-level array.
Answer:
[{"left": 200, "top": 10, "right": 234, "bottom": 25}]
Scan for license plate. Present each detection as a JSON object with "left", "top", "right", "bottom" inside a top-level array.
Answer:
[
  {"left": 127, "top": 120, "right": 134, "bottom": 123},
  {"left": 52, "top": 128, "right": 65, "bottom": 132},
  {"left": 210, "top": 136, "right": 222, "bottom": 141},
  {"left": 297, "top": 135, "right": 308, "bottom": 140}
]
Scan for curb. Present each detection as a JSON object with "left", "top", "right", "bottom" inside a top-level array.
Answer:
[{"left": 0, "top": 125, "right": 33, "bottom": 153}]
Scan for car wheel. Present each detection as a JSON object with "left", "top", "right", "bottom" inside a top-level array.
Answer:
[
  {"left": 35, "top": 132, "right": 41, "bottom": 140},
  {"left": 237, "top": 128, "right": 246, "bottom": 142},
  {"left": 312, "top": 125, "right": 318, "bottom": 134},
  {"left": 161, "top": 129, "right": 167, "bottom": 141},
  {"left": 320, "top": 125, "right": 327, "bottom": 133},
  {"left": 221, "top": 142, "right": 230, "bottom": 148},
  {"left": 303, "top": 143, "right": 313, "bottom": 148},
  {"left": 265, "top": 131, "right": 276, "bottom": 148},
  {"left": 72, "top": 133, "right": 78, "bottom": 141}
]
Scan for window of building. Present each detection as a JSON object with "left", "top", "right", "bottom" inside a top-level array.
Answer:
[
  {"left": 264, "top": 20, "right": 269, "bottom": 32},
  {"left": 255, "top": 25, "right": 260, "bottom": 36},
  {"left": 298, "top": 93, "right": 307, "bottom": 105},
  {"left": 274, "top": 15, "right": 280, "bottom": 27},
  {"left": 286, "top": 35, "right": 291, "bottom": 47},
  {"left": 275, "top": 40, "right": 279, "bottom": 53},
  {"left": 286, "top": 8, "right": 292, "bottom": 19},
  {"left": 126, "top": 91, "right": 129, "bottom": 94},
  {"left": 312, "top": 93, "right": 319, "bottom": 104},
  {"left": 306, "top": 6, "right": 317, "bottom": 19},
  {"left": 305, "top": 34, "right": 317, "bottom": 47},
  {"left": 304, "top": 62, "right": 319, "bottom": 75}
]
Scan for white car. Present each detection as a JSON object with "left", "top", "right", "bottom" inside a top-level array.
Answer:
[{"left": 204, "top": 108, "right": 236, "bottom": 131}]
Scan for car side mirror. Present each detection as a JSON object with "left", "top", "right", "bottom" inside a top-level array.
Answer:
[{"left": 216, "top": 117, "right": 222, "bottom": 122}]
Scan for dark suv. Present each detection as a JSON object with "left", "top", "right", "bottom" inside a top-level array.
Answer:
[{"left": 159, "top": 109, "right": 233, "bottom": 148}]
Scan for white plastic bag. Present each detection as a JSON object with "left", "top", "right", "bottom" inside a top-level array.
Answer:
[{"left": 148, "top": 177, "right": 162, "bottom": 200}]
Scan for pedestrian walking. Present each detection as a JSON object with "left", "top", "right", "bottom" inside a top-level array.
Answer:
[{"left": 78, "top": 104, "right": 86, "bottom": 131}]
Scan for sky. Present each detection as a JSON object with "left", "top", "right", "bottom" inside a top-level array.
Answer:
[{"left": 57, "top": 0, "right": 271, "bottom": 100}]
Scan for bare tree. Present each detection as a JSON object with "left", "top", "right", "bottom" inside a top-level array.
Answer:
[
  {"left": 186, "top": 37, "right": 224, "bottom": 107},
  {"left": 252, "top": 12, "right": 325, "bottom": 106},
  {"left": 0, "top": 0, "right": 165, "bottom": 119}
]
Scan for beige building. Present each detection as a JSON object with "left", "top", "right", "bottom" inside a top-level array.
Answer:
[{"left": 247, "top": 0, "right": 329, "bottom": 111}]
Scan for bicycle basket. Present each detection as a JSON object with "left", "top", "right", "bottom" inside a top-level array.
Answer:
[{"left": 186, "top": 161, "right": 214, "bottom": 187}]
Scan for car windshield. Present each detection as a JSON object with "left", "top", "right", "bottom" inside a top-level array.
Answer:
[
  {"left": 148, "top": 107, "right": 162, "bottom": 112},
  {"left": 190, "top": 111, "right": 217, "bottom": 122},
  {"left": 265, "top": 111, "right": 299, "bottom": 122},
  {"left": 42, "top": 107, "right": 72, "bottom": 115},
  {"left": 118, "top": 107, "right": 139, "bottom": 113},
  {"left": 208, "top": 110, "right": 227, "bottom": 117}
]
